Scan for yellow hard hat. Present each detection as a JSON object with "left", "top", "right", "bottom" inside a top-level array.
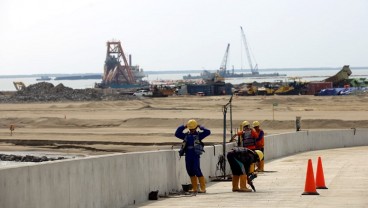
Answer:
[
  {"left": 241, "top": 121, "right": 250, "bottom": 129},
  {"left": 253, "top": 121, "right": 260, "bottom": 127},
  {"left": 187, "top": 119, "right": 198, "bottom": 129},
  {"left": 255, "top": 150, "right": 264, "bottom": 161}
]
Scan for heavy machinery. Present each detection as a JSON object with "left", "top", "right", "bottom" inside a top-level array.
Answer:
[
  {"left": 323, "top": 65, "right": 352, "bottom": 87},
  {"left": 218, "top": 44, "right": 233, "bottom": 78},
  {"left": 96, "top": 41, "right": 147, "bottom": 88},
  {"left": 151, "top": 85, "right": 176, "bottom": 97},
  {"left": 13, "top": 82, "right": 26, "bottom": 91},
  {"left": 240, "top": 26, "right": 259, "bottom": 75},
  {"left": 237, "top": 83, "right": 258, "bottom": 96},
  {"left": 274, "top": 78, "right": 308, "bottom": 95},
  {"left": 257, "top": 83, "right": 276, "bottom": 95}
]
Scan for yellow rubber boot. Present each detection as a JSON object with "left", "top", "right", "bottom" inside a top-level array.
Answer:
[
  {"left": 239, "top": 174, "right": 252, "bottom": 192},
  {"left": 232, "top": 175, "right": 240, "bottom": 192},
  {"left": 189, "top": 176, "right": 198, "bottom": 193},
  {"left": 249, "top": 163, "right": 255, "bottom": 173},
  {"left": 198, "top": 176, "right": 206, "bottom": 193},
  {"left": 258, "top": 160, "right": 264, "bottom": 172}
]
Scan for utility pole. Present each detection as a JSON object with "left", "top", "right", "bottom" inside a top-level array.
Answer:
[{"left": 221, "top": 94, "right": 233, "bottom": 179}]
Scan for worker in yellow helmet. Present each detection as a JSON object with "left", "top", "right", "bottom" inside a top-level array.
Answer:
[
  {"left": 253, "top": 121, "right": 265, "bottom": 172},
  {"left": 230, "top": 120, "right": 258, "bottom": 150},
  {"left": 175, "top": 119, "right": 211, "bottom": 193},
  {"left": 227, "top": 147, "right": 264, "bottom": 192}
]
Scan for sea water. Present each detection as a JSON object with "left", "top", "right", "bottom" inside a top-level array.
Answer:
[{"left": 0, "top": 68, "right": 367, "bottom": 91}]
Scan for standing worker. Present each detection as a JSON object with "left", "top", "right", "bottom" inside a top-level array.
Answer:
[
  {"left": 230, "top": 121, "right": 258, "bottom": 149},
  {"left": 175, "top": 119, "right": 211, "bottom": 193},
  {"left": 227, "top": 147, "right": 264, "bottom": 192},
  {"left": 253, "top": 121, "right": 265, "bottom": 172}
]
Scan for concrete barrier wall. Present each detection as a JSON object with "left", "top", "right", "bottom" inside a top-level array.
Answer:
[
  {"left": 264, "top": 129, "right": 368, "bottom": 161},
  {"left": 0, "top": 129, "right": 367, "bottom": 208}
]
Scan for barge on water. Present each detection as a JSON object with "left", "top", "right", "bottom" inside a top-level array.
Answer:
[
  {"left": 54, "top": 74, "right": 102, "bottom": 80},
  {"left": 36, "top": 76, "right": 52, "bottom": 81}
]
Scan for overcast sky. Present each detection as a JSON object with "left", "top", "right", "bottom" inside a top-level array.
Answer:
[{"left": 1, "top": 0, "right": 367, "bottom": 75}]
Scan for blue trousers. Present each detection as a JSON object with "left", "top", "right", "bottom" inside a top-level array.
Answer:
[{"left": 185, "top": 151, "right": 203, "bottom": 177}]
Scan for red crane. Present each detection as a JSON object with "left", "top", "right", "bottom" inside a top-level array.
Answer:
[{"left": 103, "top": 41, "right": 136, "bottom": 85}]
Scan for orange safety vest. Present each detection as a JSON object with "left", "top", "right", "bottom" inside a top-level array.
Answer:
[{"left": 254, "top": 128, "right": 264, "bottom": 149}]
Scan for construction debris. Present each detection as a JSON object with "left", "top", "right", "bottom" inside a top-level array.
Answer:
[{"left": 0, "top": 153, "right": 66, "bottom": 163}]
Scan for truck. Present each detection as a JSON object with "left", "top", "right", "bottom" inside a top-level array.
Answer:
[
  {"left": 133, "top": 90, "right": 152, "bottom": 97},
  {"left": 323, "top": 65, "right": 352, "bottom": 87}
]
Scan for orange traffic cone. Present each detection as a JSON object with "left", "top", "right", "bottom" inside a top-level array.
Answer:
[
  {"left": 302, "top": 159, "right": 319, "bottom": 195},
  {"left": 316, "top": 156, "right": 328, "bottom": 189}
]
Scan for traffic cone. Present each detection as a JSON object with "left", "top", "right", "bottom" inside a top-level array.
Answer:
[
  {"left": 302, "top": 159, "right": 319, "bottom": 195},
  {"left": 316, "top": 156, "right": 328, "bottom": 189}
]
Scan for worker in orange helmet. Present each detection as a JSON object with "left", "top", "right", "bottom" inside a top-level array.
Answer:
[
  {"left": 230, "top": 121, "right": 258, "bottom": 150},
  {"left": 253, "top": 121, "right": 265, "bottom": 172},
  {"left": 175, "top": 119, "right": 211, "bottom": 193}
]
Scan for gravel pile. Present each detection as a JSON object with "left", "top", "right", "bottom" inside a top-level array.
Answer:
[
  {"left": 0, "top": 153, "right": 65, "bottom": 163},
  {"left": 0, "top": 82, "right": 137, "bottom": 103}
]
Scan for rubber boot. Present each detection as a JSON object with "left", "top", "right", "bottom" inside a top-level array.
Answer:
[
  {"left": 232, "top": 175, "right": 240, "bottom": 192},
  {"left": 239, "top": 174, "right": 252, "bottom": 192},
  {"left": 249, "top": 163, "right": 255, "bottom": 173},
  {"left": 258, "top": 160, "right": 264, "bottom": 172},
  {"left": 198, "top": 176, "right": 206, "bottom": 193},
  {"left": 189, "top": 176, "right": 198, "bottom": 193}
]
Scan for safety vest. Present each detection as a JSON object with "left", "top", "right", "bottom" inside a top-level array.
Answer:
[
  {"left": 240, "top": 130, "right": 257, "bottom": 150},
  {"left": 255, "top": 129, "right": 264, "bottom": 148},
  {"left": 181, "top": 134, "right": 205, "bottom": 156}
]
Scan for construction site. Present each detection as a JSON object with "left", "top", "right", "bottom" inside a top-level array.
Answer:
[
  {"left": 1, "top": 95, "right": 368, "bottom": 207},
  {"left": 1, "top": 41, "right": 368, "bottom": 208},
  {"left": 2, "top": 37, "right": 367, "bottom": 103}
]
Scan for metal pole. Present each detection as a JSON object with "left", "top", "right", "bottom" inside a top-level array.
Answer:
[
  {"left": 296, "top": 116, "right": 301, "bottom": 131},
  {"left": 223, "top": 105, "right": 227, "bottom": 179},
  {"left": 230, "top": 96, "right": 233, "bottom": 138}
]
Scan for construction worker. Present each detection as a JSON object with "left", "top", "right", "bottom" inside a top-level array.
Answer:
[
  {"left": 175, "top": 119, "right": 211, "bottom": 193},
  {"left": 230, "top": 121, "right": 258, "bottom": 149},
  {"left": 227, "top": 147, "right": 264, "bottom": 192},
  {"left": 253, "top": 121, "right": 265, "bottom": 172}
]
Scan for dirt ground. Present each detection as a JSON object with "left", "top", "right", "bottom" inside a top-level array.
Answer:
[{"left": 1, "top": 95, "right": 368, "bottom": 156}]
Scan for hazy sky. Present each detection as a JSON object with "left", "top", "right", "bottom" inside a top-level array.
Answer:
[{"left": 1, "top": 0, "right": 367, "bottom": 75}]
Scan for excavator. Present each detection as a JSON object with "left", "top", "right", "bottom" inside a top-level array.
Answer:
[{"left": 13, "top": 82, "right": 26, "bottom": 91}]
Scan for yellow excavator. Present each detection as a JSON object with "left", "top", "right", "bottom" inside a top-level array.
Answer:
[{"left": 13, "top": 82, "right": 26, "bottom": 91}]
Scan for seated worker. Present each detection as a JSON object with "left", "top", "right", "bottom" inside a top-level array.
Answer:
[
  {"left": 227, "top": 147, "right": 264, "bottom": 192},
  {"left": 230, "top": 121, "right": 258, "bottom": 150},
  {"left": 175, "top": 119, "right": 211, "bottom": 193}
]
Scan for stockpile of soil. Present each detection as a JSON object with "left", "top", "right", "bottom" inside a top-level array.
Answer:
[{"left": 0, "top": 82, "right": 136, "bottom": 103}]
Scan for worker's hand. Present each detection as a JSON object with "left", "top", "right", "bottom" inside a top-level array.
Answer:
[{"left": 248, "top": 173, "right": 257, "bottom": 183}]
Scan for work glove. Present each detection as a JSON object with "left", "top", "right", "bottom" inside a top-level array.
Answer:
[{"left": 248, "top": 173, "right": 257, "bottom": 183}]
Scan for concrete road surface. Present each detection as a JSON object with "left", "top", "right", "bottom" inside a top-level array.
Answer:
[{"left": 129, "top": 146, "right": 368, "bottom": 208}]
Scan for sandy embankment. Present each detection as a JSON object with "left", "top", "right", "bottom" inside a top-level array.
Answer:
[{"left": 0, "top": 95, "right": 367, "bottom": 155}]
